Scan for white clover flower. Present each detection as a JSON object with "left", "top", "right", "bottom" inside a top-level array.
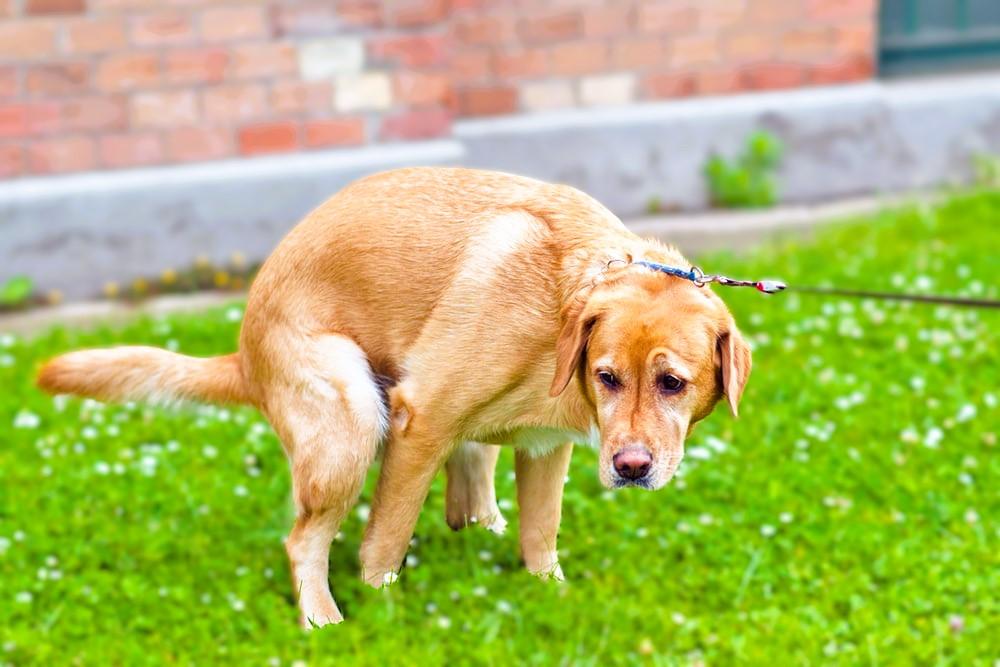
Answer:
[
  {"left": 15, "top": 592, "right": 32, "bottom": 604},
  {"left": 405, "top": 555, "right": 419, "bottom": 568},
  {"left": 13, "top": 531, "right": 25, "bottom": 542},
  {"left": 958, "top": 473, "right": 973, "bottom": 486},
  {"left": 478, "top": 550, "right": 492, "bottom": 562},
  {"left": 226, "top": 307, "right": 243, "bottom": 322},
  {"left": 81, "top": 426, "right": 98, "bottom": 440},
  {"left": 496, "top": 600, "right": 513, "bottom": 614},
  {"left": 498, "top": 498, "right": 513, "bottom": 511},
  {"left": 676, "top": 521, "right": 691, "bottom": 534},
  {"left": 233, "top": 485, "right": 248, "bottom": 497},
  {"left": 956, "top": 404, "right": 977, "bottom": 423},
  {"left": 436, "top": 616, "right": 451, "bottom": 629},
  {"left": 964, "top": 509, "right": 979, "bottom": 524},
  {"left": 112, "top": 463, "right": 126, "bottom": 475},
  {"left": 356, "top": 504, "right": 370, "bottom": 521},
  {"left": 230, "top": 597, "right": 245, "bottom": 612},
  {"left": 0, "top": 537, "right": 10, "bottom": 554},
  {"left": 779, "top": 512, "right": 794, "bottom": 524},
  {"left": 698, "top": 514, "right": 714, "bottom": 526},
  {"left": 948, "top": 614, "right": 964, "bottom": 633},
  {"left": 686, "top": 446, "right": 711, "bottom": 461},
  {"left": 923, "top": 427, "right": 944, "bottom": 449},
  {"left": 909, "top": 377, "right": 925, "bottom": 392},
  {"left": 760, "top": 524, "right": 776, "bottom": 538},
  {"left": 900, "top": 427, "right": 919, "bottom": 444},
  {"left": 13, "top": 411, "right": 40, "bottom": 429},
  {"left": 202, "top": 445, "right": 218, "bottom": 459},
  {"left": 472, "top": 586, "right": 487, "bottom": 597},
  {"left": 984, "top": 393, "right": 997, "bottom": 408},
  {"left": 671, "top": 612, "right": 686, "bottom": 625}
]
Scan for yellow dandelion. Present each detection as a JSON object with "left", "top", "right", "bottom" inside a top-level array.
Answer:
[
  {"left": 103, "top": 282, "right": 119, "bottom": 298},
  {"left": 161, "top": 269, "right": 177, "bottom": 285},
  {"left": 214, "top": 271, "right": 230, "bottom": 288},
  {"left": 132, "top": 278, "right": 149, "bottom": 295}
]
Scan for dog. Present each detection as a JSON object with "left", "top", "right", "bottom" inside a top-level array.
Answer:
[{"left": 37, "top": 167, "right": 751, "bottom": 628}]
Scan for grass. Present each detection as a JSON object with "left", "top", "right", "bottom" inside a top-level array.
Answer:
[{"left": 1, "top": 192, "right": 998, "bottom": 666}]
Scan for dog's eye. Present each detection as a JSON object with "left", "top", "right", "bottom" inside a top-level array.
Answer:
[
  {"left": 597, "top": 371, "right": 621, "bottom": 390},
  {"left": 657, "top": 374, "right": 685, "bottom": 394}
]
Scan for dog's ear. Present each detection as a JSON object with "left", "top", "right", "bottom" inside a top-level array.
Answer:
[
  {"left": 550, "top": 297, "right": 600, "bottom": 397},
  {"left": 718, "top": 323, "right": 752, "bottom": 416}
]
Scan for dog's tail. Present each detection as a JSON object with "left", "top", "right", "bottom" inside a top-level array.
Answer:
[{"left": 37, "top": 347, "right": 250, "bottom": 406}]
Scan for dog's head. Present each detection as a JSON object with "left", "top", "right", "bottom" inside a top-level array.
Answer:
[{"left": 550, "top": 265, "right": 751, "bottom": 490}]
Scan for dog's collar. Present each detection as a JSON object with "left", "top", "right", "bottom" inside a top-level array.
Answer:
[{"left": 632, "top": 260, "right": 786, "bottom": 294}]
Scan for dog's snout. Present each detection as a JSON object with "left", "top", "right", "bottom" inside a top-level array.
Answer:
[{"left": 612, "top": 446, "right": 652, "bottom": 480}]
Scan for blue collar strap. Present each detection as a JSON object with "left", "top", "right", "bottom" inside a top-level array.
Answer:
[{"left": 632, "top": 260, "right": 786, "bottom": 294}]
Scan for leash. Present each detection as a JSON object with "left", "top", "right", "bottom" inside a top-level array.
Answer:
[{"left": 633, "top": 260, "right": 1000, "bottom": 309}]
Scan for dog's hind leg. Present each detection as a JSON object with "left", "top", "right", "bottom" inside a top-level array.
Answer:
[
  {"left": 263, "top": 334, "right": 387, "bottom": 628},
  {"left": 445, "top": 442, "right": 506, "bottom": 534}
]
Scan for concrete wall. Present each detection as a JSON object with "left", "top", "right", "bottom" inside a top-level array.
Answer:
[{"left": 2, "top": 73, "right": 999, "bottom": 299}]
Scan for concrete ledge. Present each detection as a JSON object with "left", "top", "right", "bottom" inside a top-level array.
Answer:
[
  {"left": 3, "top": 72, "right": 999, "bottom": 301},
  {"left": 457, "top": 73, "right": 1000, "bottom": 215},
  {"left": 0, "top": 194, "right": 915, "bottom": 337},
  {"left": 0, "top": 140, "right": 463, "bottom": 299}
]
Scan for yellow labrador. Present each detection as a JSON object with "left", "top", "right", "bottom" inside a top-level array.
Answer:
[{"left": 38, "top": 167, "right": 750, "bottom": 627}]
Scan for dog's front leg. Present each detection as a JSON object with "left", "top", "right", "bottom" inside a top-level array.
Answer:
[
  {"left": 515, "top": 443, "right": 573, "bottom": 580},
  {"left": 359, "top": 418, "right": 454, "bottom": 588},
  {"left": 445, "top": 442, "right": 506, "bottom": 534}
]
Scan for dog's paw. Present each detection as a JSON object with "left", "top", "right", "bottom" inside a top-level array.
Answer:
[
  {"left": 446, "top": 505, "right": 507, "bottom": 535},
  {"left": 298, "top": 598, "right": 344, "bottom": 630},
  {"left": 526, "top": 551, "right": 564, "bottom": 582}
]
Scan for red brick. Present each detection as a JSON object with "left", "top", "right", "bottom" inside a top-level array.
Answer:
[
  {"left": 0, "top": 144, "right": 23, "bottom": 178},
  {"left": 519, "top": 10, "right": 582, "bottom": 44},
  {"left": 336, "top": 0, "right": 382, "bottom": 28},
  {"left": 695, "top": 68, "right": 744, "bottom": 95},
  {"left": 834, "top": 22, "right": 875, "bottom": 57},
  {"left": 385, "top": 0, "right": 448, "bottom": 27},
  {"left": 669, "top": 35, "right": 719, "bottom": 67},
  {"left": 200, "top": 7, "right": 268, "bottom": 43},
  {"left": 582, "top": 4, "right": 632, "bottom": 38},
  {"left": 26, "top": 62, "right": 89, "bottom": 97},
  {"left": 271, "top": 3, "right": 343, "bottom": 37},
  {"left": 458, "top": 85, "right": 517, "bottom": 116},
  {"left": 130, "top": 90, "right": 198, "bottom": 128},
  {"left": 612, "top": 38, "right": 668, "bottom": 69},
  {"left": 636, "top": 2, "right": 698, "bottom": 34},
  {"left": 0, "top": 22, "right": 58, "bottom": 60},
  {"left": 493, "top": 48, "right": 548, "bottom": 79},
  {"left": 393, "top": 71, "right": 452, "bottom": 107},
  {"left": 369, "top": 34, "right": 448, "bottom": 68},
  {"left": 642, "top": 71, "right": 695, "bottom": 99},
  {"left": 238, "top": 122, "right": 298, "bottom": 155},
  {"left": 746, "top": 0, "right": 802, "bottom": 27},
  {"left": 780, "top": 26, "right": 832, "bottom": 59},
  {"left": 61, "top": 96, "right": 128, "bottom": 132},
  {"left": 725, "top": 30, "right": 777, "bottom": 63},
  {"left": 202, "top": 83, "right": 267, "bottom": 123},
  {"left": 450, "top": 48, "right": 490, "bottom": 82},
  {"left": 166, "top": 125, "right": 232, "bottom": 163},
  {"left": 806, "top": 0, "right": 875, "bottom": 21},
  {"left": 165, "top": 48, "right": 228, "bottom": 84},
  {"left": 303, "top": 117, "right": 365, "bottom": 148},
  {"left": 95, "top": 53, "right": 160, "bottom": 91},
  {"left": 0, "top": 68, "right": 18, "bottom": 99},
  {"left": 0, "top": 102, "right": 60, "bottom": 137},
  {"left": 130, "top": 11, "right": 194, "bottom": 47},
  {"left": 230, "top": 43, "right": 297, "bottom": 80},
  {"left": 64, "top": 18, "right": 128, "bottom": 54},
  {"left": 744, "top": 62, "right": 806, "bottom": 90},
  {"left": 697, "top": 1, "right": 747, "bottom": 29},
  {"left": 380, "top": 107, "right": 451, "bottom": 140},
  {"left": 810, "top": 54, "right": 873, "bottom": 84},
  {"left": 28, "top": 135, "right": 95, "bottom": 174},
  {"left": 550, "top": 41, "right": 609, "bottom": 76},
  {"left": 270, "top": 80, "right": 332, "bottom": 115},
  {"left": 99, "top": 132, "right": 163, "bottom": 168},
  {"left": 453, "top": 14, "right": 516, "bottom": 45},
  {"left": 25, "top": 0, "right": 83, "bottom": 15}
]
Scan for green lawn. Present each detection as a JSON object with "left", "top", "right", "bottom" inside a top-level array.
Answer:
[{"left": 1, "top": 193, "right": 998, "bottom": 666}]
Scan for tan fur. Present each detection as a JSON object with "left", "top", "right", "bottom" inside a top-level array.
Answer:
[{"left": 35, "top": 167, "right": 750, "bottom": 628}]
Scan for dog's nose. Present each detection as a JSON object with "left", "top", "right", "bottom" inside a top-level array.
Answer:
[{"left": 613, "top": 447, "right": 652, "bottom": 480}]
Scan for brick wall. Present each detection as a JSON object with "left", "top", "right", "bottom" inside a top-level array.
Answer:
[{"left": 0, "top": 0, "right": 875, "bottom": 179}]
